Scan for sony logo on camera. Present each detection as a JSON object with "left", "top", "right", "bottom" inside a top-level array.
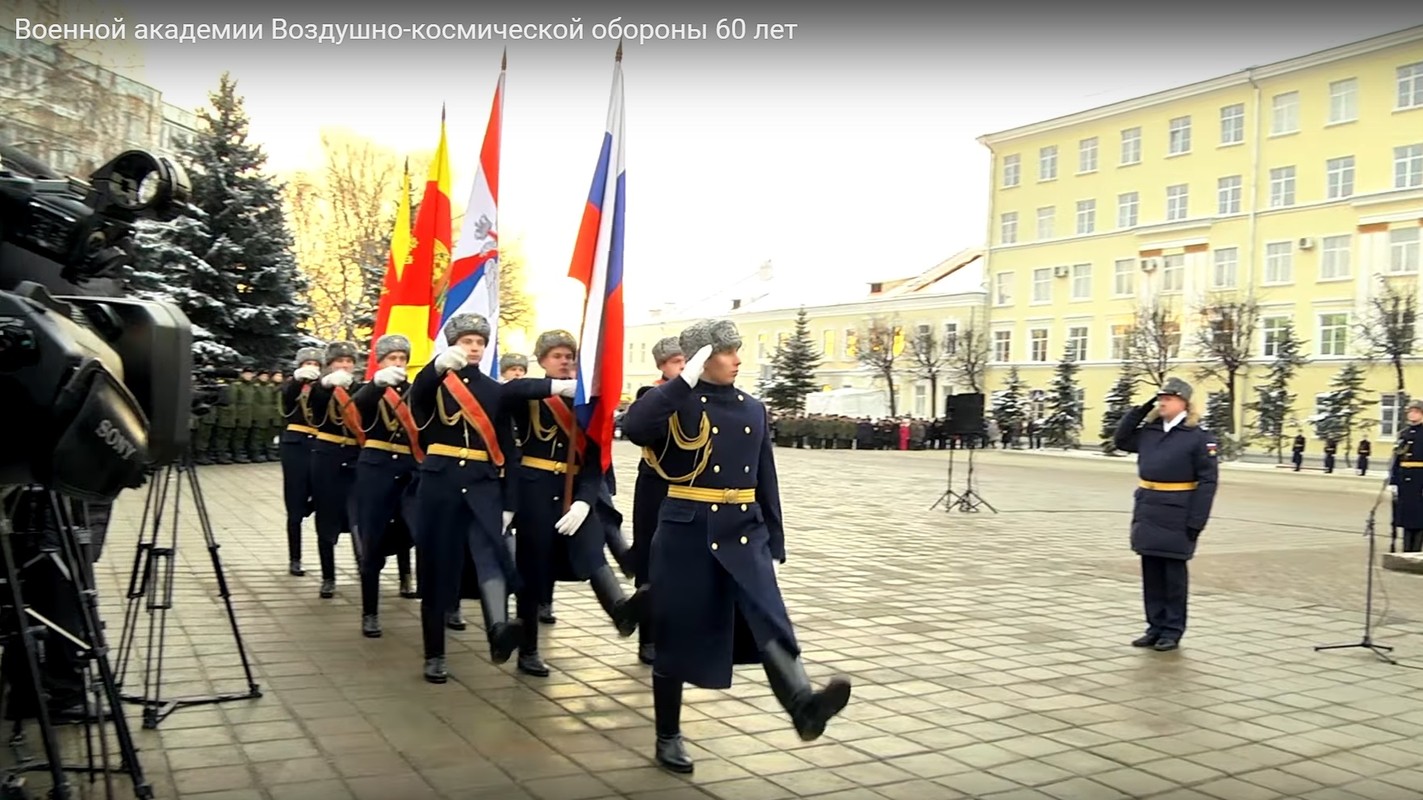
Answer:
[{"left": 96, "top": 418, "right": 139, "bottom": 461}]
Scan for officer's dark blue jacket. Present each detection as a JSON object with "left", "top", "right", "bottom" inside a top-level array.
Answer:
[
  {"left": 1113, "top": 404, "right": 1220, "bottom": 560},
  {"left": 1390, "top": 423, "right": 1423, "bottom": 529}
]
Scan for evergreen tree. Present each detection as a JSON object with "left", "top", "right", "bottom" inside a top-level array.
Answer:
[
  {"left": 1245, "top": 322, "right": 1307, "bottom": 463},
  {"left": 764, "top": 307, "right": 822, "bottom": 415},
  {"left": 1099, "top": 363, "right": 1136, "bottom": 452},
  {"left": 180, "top": 72, "right": 309, "bottom": 366},
  {"left": 1041, "top": 348, "right": 1083, "bottom": 448},
  {"left": 1201, "top": 391, "right": 1244, "bottom": 459},
  {"left": 1313, "top": 362, "right": 1376, "bottom": 461},
  {"left": 126, "top": 215, "right": 243, "bottom": 368},
  {"left": 991, "top": 367, "right": 1028, "bottom": 437}
]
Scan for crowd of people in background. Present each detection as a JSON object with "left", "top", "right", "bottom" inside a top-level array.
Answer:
[{"left": 767, "top": 413, "right": 1057, "bottom": 451}]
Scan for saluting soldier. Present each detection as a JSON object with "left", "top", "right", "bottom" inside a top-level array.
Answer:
[
  {"left": 1390, "top": 399, "right": 1423, "bottom": 552},
  {"left": 266, "top": 369, "right": 286, "bottom": 462},
  {"left": 1291, "top": 431, "right": 1306, "bottom": 471},
  {"left": 629, "top": 335, "right": 686, "bottom": 665},
  {"left": 407, "top": 313, "right": 573, "bottom": 684},
  {"left": 508, "top": 330, "right": 644, "bottom": 678},
  {"left": 307, "top": 342, "right": 365, "bottom": 598},
  {"left": 280, "top": 347, "right": 325, "bottom": 576},
  {"left": 622, "top": 319, "right": 852, "bottom": 774},
  {"left": 349, "top": 334, "right": 420, "bottom": 638},
  {"left": 499, "top": 353, "right": 529, "bottom": 382},
  {"left": 1112, "top": 377, "right": 1220, "bottom": 652}
]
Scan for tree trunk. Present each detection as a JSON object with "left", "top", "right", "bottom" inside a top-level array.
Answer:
[
  {"left": 1396, "top": 360, "right": 1407, "bottom": 396},
  {"left": 929, "top": 374, "right": 939, "bottom": 416},
  {"left": 1225, "top": 370, "right": 1237, "bottom": 434},
  {"left": 886, "top": 374, "right": 897, "bottom": 417}
]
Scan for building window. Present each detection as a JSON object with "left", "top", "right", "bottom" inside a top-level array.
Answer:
[
  {"left": 1269, "top": 166, "right": 1296, "bottom": 208},
  {"left": 1039, "top": 145, "right": 1058, "bottom": 181},
  {"left": 1000, "top": 212, "right": 1018, "bottom": 244},
  {"left": 1382, "top": 393, "right": 1408, "bottom": 438},
  {"left": 1329, "top": 78, "right": 1358, "bottom": 124},
  {"left": 1168, "top": 116, "right": 1191, "bottom": 155},
  {"left": 1161, "top": 254, "right": 1184, "bottom": 293},
  {"left": 1218, "top": 175, "right": 1241, "bottom": 215},
  {"left": 1002, "top": 154, "right": 1020, "bottom": 187},
  {"left": 1396, "top": 144, "right": 1423, "bottom": 189},
  {"left": 994, "top": 272, "right": 1014, "bottom": 305},
  {"left": 1166, "top": 184, "right": 1188, "bottom": 221},
  {"left": 1319, "top": 313, "right": 1350, "bottom": 356},
  {"left": 1120, "top": 127, "right": 1141, "bottom": 165},
  {"left": 1075, "top": 199, "right": 1096, "bottom": 235},
  {"left": 1065, "top": 326, "right": 1088, "bottom": 362},
  {"left": 1117, "top": 192, "right": 1138, "bottom": 228},
  {"left": 1262, "top": 316, "right": 1291, "bottom": 357},
  {"left": 1037, "top": 206, "right": 1055, "bottom": 239},
  {"left": 993, "top": 330, "right": 1012, "bottom": 362},
  {"left": 1320, "top": 235, "right": 1352, "bottom": 280},
  {"left": 1113, "top": 258, "right": 1135, "bottom": 296},
  {"left": 1032, "top": 267, "right": 1052, "bottom": 303},
  {"left": 1272, "top": 91, "right": 1299, "bottom": 135},
  {"left": 1110, "top": 323, "right": 1131, "bottom": 360},
  {"left": 1213, "top": 247, "right": 1238, "bottom": 289},
  {"left": 1029, "top": 328, "right": 1048, "bottom": 362},
  {"left": 1163, "top": 321, "right": 1181, "bottom": 358},
  {"left": 1399, "top": 61, "right": 1423, "bottom": 110},
  {"left": 757, "top": 334, "right": 767, "bottom": 358},
  {"left": 823, "top": 329, "right": 835, "bottom": 358},
  {"left": 1265, "top": 241, "right": 1293, "bottom": 284},
  {"left": 843, "top": 328, "right": 857, "bottom": 359},
  {"left": 1326, "top": 156, "right": 1355, "bottom": 200},
  {"left": 1391, "top": 227, "right": 1421, "bottom": 274},
  {"left": 943, "top": 322, "right": 958, "bottom": 355},
  {"left": 1071, "top": 263, "right": 1092, "bottom": 300},
  {"left": 1220, "top": 103, "right": 1244, "bottom": 145},
  {"left": 1079, "top": 137, "right": 1098, "bottom": 173}
]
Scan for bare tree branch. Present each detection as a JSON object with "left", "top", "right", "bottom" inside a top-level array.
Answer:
[
  {"left": 1124, "top": 300, "right": 1180, "bottom": 390},
  {"left": 854, "top": 316, "right": 903, "bottom": 416},
  {"left": 1354, "top": 275, "right": 1418, "bottom": 395},
  {"left": 946, "top": 307, "right": 991, "bottom": 394},
  {"left": 1189, "top": 292, "right": 1262, "bottom": 434}
]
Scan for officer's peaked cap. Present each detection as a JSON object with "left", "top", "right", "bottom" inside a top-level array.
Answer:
[
  {"left": 652, "top": 336, "right": 683, "bottom": 366},
  {"left": 375, "top": 334, "right": 411, "bottom": 361},
  {"left": 499, "top": 352, "right": 529, "bottom": 371},
  {"left": 1157, "top": 376, "right": 1193, "bottom": 402},
  {"left": 293, "top": 346, "right": 324, "bottom": 369},
  {"left": 324, "top": 341, "right": 358, "bottom": 365},
  {"left": 679, "top": 319, "right": 742, "bottom": 357},
  {"left": 443, "top": 313, "right": 491, "bottom": 346},
  {"left": 535, "top": 330, "right": 577, "bottom": 360},
  {"left": 1408, "top": 398, "right": 1423, "bottom": 412}
]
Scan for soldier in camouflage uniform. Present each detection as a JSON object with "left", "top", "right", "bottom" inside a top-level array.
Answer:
[
  {"left": 267, "top": 369, "right": 286, "bottom": 461},
  {"left": 230, "top": 365, "right": 257, "bottom": 464},
  {"left": 213, "top": 368, "right": 239, "bottom": 464},
  {"left": 248, "top": 368, "right": 273, "bottom": 463}
]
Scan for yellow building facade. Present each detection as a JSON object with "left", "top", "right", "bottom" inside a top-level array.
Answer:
[{"left": 978, "top": 25, "right": 1423, "bottom": 448}]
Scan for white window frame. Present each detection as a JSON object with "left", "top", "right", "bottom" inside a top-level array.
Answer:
[
  {"left": 1120, "top": 127, "right": 1141, "bottom": 165},
  {"left": 1212, "top": 247, "right": 1238, "bottom": 289},
  {"left": 1272, "top": 91, "right": 1300, "bottom": 135},
  {"left": 1075, "top": 199, "right": 1096, "bottom": 235},
  {"left": 1382, "top": 393, "right": 1407, "bottom": 438},
  {"left": 1269, "top": 166, "right": 1296, "bottom": 208},
  {"left": 1039, "top": 145, "right": 1058, "bottom": 181},
  {"left": 1065, "top": 326, "right": 1088, "bottom": 363},
  {"left": 1166, "top": 184, "right": 1188, "bottom": 221},
  {"left": 1218, "top": 175, "right": 1241, "bottom": 215},
  {"left": 1319, "top": 235, "right": 1352, "bottom": 281},
  {"left": 1326, "top": 156, "right": 1355, "bottom": 200},
  {"left": 1078, "top": 137, "right": 1098, "bottom": 173},
  {"left": 1390, "top": 227, "right": 1421, "bottom": 275},
  {"left": 1329, "top": 78, "right": 1358, "bottom": 124},
  {"left": 1112, "top": 258, "right": 1135, "bottom": 297},
  {"left": 1262, "top": 316, "right": 1291, "bottom": 357},
  {"left": 1220, "top": 103, "right": 1244, "bottom": 145},
  {"left": 1070, "top": 263, "right": 1092, "bottom": 300},
  {"left": 1029, "top": 328, "right": 1048, "bottom": 362},
  {"left": 1168, "top": 116, "right": 1191, "bottom": 155},
  {"left": 1395, "top": 144, "right": 1423, "bottom": 190},
  {"left": 1037, "top": 206, "right": 1055, "bottom": 240},
  {"left": 1264, "top": 241, "right": 1294, "bottom": 285},
  {"left": 1318, "top": 312, "right": 1350, "bottom": 357},
  {"left": 1000, "top": 212, "right": 1018, "bottom": 245},
  {"left": 1110, "top": 323, "right": 1131, "bottom": 360},
  {"left": 1398, "top": 61, "right": 1423, "bottom": 110},
  {"left": 943, "top": 322, "right": 958, "bottom": 355},
  {"left": 1031, "top": 267, "right": 1052, "bottom": 304},
  {"left": 1161, "top": 254, "right": 1184, "bottom": 293},
  {"left": 994, "top": 271, "right": 1014, "bottom": 306},
  {"left": 992, "top": 330, "right": 1012, "bottom": 362},
  {"left": 1001, "top": 154, "right": 1020, "bottom": 188},
  {"left": 1117, "top": 192, "right": 1138, "bottom": 228}
]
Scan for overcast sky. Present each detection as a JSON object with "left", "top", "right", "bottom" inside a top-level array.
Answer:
[{"left": 23, "top": 1, "right": 1423, "bottom": 326}]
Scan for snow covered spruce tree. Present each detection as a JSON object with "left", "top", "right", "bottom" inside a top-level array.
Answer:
[
  {"left": 765, "top": 307, "right": 823, "bottom": 416},
  {"left": 1099, "top": 363, "right": 1135, "bottom": 453},
  {"left": 1245, "top": 321, "right": 1306, "bottom": 463},
  {"left": 1041, "top": 348, "right": 1084, "bottom": 448},
  {"left": 992, "top": 367, "right": 1028, "bottom": 441},
  {"left": 126, "top": 215, "right": 242, "bottom": 368}
]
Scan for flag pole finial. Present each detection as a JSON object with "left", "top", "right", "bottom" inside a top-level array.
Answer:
[
  {"left": 615, "top": 39, "right": 623, "bottom": 61},
  {"left": 501, "top": 47, "right": 507, "bottom": 70}
]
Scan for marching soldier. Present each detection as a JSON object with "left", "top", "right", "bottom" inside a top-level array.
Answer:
[
  {"left": 1291, "top": 431, "right": 1305, "bottom": 471},
  {"left": 1324, "top": 438, "right": 1338, "bottom": 474},
  {"left": 499, "top": 353, "right": 529, "bottom": 382},
  {"left": 266, "top": 369, "right": 286, "bottom": 462},
  {"left": 1112, "top": 377, "right": 1219, "bottom": 653},
  {"left": 1390, "top": 399, "right": 1423, "bottom": 552},
  {"left": 231, "top": 365, "right": 256, "bottom": 464},
  {"left": 509, "top": 330, "right": 644, "bottom": 678},
  {"left": 213, "top": 369, "right": 238, "bottom": 464},
  {"left": 407, "top": 312, "right": 572, "bottom": 684},
  {"left": 350, "top": 334, "right": 420, "bottom": 638},
  {"left": 280, "top": 347, "right": 324, "bottom": 577},
  {"left": 307, "top": 342, "right": 365, "bottom": 598},
  {"left": 621, "top": 319, "right": 852, "bottom": 774},
  {"left": 629, "top": 336, "right": 686, "bottom": 665},
  {"left": 1357, "top": 438, "right": 1372, "bottom": 476},
  {"left": 247, "top": 368, "right": 273, "bottom": 463}
]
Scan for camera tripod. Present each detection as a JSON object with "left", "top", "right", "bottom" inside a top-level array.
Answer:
[
  {"left": 1314, "top": 473, "right": 1396, "bottom": 664},
  {"left": 113, "top": 453, "right": 261, "bottom": 730},
  {"left": 0, "top": 486, "right": 153, "bottom": 800},
  {"left": 929, "top": 435, "right": 997, "bottom": 514}
]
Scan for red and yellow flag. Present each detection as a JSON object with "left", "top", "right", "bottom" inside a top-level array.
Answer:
[
  {"left": 417, "top": 107, "right": 454, "bottom": 348},
  {"left": 366, "top": 161, "right": 414, "bottom": 374}
]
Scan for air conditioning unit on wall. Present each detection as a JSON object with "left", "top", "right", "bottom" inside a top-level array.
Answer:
[
  {"left": 1140, "top": 257, "right": 1161, "bottom": 272},
  {"left": 1053, "top": 265, "right": 1069, "bottom": 278},
  {"left": 1298, "top": 237, "right": 1315, "bottom": 250}
]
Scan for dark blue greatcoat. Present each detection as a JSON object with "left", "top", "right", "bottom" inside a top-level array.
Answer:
[
  {"left": 1113, "top": 407, "right": 1220, "bottom": 560},
  {"left": 278, "top": 378, "right": 318, "bottom": 551},
  {"left": 350, "top": 381, "right": 418, "bottom": 562},
  {"left": 307, "top": 381, "right": 361, "bottom": 545},
  {"left": 508, "top": 396, "right": 619, "bottom": 591},
  {"left": 629, "top": 381, "right": 671, "bottom": 585},
  {"left": 406, "top": 361, "right": 551, "bottom": 609},
  {"left": 621, "top": 377, "right": 797, "bottom": 690},
  {"left": 1390, "top": 423, "right": 1423, "bottom": 529}
]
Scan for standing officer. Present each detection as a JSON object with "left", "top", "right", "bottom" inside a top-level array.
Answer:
[
  {"left": 307, "top": 342, "right": 364, "bottom": 599},
  {"left": 280, "top": 347, "right": 324, "bottom": 576},
  {"left": 1291, "top": 430, "right": 1306, "bottom": 471},
  {"left": 1389, "top": 399, "right": 1423, "bottom": 552},
  {"left": 267, "top": 369, "right": 286, "bottom": 462},
  {"left": 621, "top": 319, "right": 852, "bottom": 774},
  {"left": 509, "top": 330, "right": 643, "bottom": 678},
  {"left": 247, "top": 368, "right": 273, "bottom": 463},
  {"left": 350, "top": 334, "right": 420, "bottom": 638},
  {"left": 407, "top": 312, "right": 572, "bottom": 684},
  {"left": 231, "top": 365, "right": 256, "bottom": 464},
  {"left": 192, "top": 367, "right": 218, "bottom": 465},
  {"left": 1112, "top": 377, "right": 1219, "bottom": 653},
  {"left": 1357, "top": 438, "right": 1372, "bottom": 476},
  {"left": 499, "top": 353, "right": 528, "bottom": 382},
  {"left": 1324, "top": 437, "right": 1338, "bottom": 474},
  {"left": 629, "top": 335, "right": 686, "bottom": 666},
  {"left": 213, "top": 368, "right": 239, "bottom": 464}
]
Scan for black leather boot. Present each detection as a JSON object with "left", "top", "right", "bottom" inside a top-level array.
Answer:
[
  {"left": 638, "top": 626, "right": 655, "bottom": 665},
  {"left": 517, "top": 602, "right": 550, "bottom": 677},
  {"left": 399, "top": 572, "right": 417, "bottom": 599},
  {"left": 762, "top": 639, "right": 851, "bottom": 741},
  {"left": 605, "top": 528, "right": 634, "bottom": 578},
  {"left": 424, "top": 657, "right": 448, "bottom": 684},
  {"left": 445, "top": 609, "right": 467, "bottom": 631},
  {"left": 538, "top": 602, "right": 556, "bottom": 624},
  {"left": 319, "top": 579, "right": 335, "bottom": 599},
  {"left": 289, "top": 560, "right": 305, "bottom": 577},
  {"left": 588, "top": 565, "right": 642, "bottom": 637},
  {"left": 652, "top": 672, "right": 692, "bottom": 773},
  {"left": 477, "top": 578, "right": 522, "bottom": 664},
  {"left": 362, "top": 614, "right": 381, "bottom": 638}
]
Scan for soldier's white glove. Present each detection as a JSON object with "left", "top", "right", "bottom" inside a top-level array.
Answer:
[
  {"left": 680, "top": 345, "right": 713, "bottom": 389},
  {"left": 1390, "top": 484, "right": 1399, "bottom": 498},
  {"left": 373, "top": 365, "right": 406, "bottom": 387},
  {"left": 293, "top": 365, "right": 320, "bottom": 382},
  {"left": 321, "top": 370, "right": 353, "bottom": 388},
  {"left": 555, "top": 500, "right": 590, "bottom": 536},
  {"left": 436, "top": 347, "right": 467, "bottom": 374},
  {"left": 502, "top": 510, "right": 515, "bottom": 535},
  {"left": 551, "top": 379, "right": 577, "bottom": 398}
]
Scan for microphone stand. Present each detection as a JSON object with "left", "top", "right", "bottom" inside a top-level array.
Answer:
[{"left": 1313, "top": 467, "right": 1396, "bottom": 664}]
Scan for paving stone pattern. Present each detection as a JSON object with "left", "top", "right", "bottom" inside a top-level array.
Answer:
[{"left": 20, "top": 442, "right": 1423, "bottom": 799}]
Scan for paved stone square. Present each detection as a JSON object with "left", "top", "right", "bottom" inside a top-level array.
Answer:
[{"left": 18, "top": 441, "right": 1423, "bottom": 799}]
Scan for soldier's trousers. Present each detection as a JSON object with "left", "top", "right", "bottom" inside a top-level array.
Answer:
[
  {"left": 1324, "top": 455, "right": 1336, "bottom": 473},
  {"left": 280, "top": 438, "right": 314, "bottom": 563},
  {"left": 246, "top": 426, "right": 269, "bottom": 460},
  {"left": 355, "top": 455, "right": 417, "bottom": 617},
  {"left": 266, "top": 426, "right": 283, "bottom": 460},
  {"left": 309, "top": 441, "right": 361, "bottom": 582},
  {"left": 215, "top": 426, "right": 236, "bottom": 461},
  {"left": 194, "top": 420, "right": 215, "bottom": 460},
  {"left": 1358, "top": 456, "right": 1369, "bottom": 475},
  {"left": 1404, "top": 529, "right": 1423, "bottom": 553},
  {"left": 1140, "top": 556, "right": 1188, "bottom": 640}
]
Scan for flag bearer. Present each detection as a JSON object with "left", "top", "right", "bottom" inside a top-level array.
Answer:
[
  {"left": 407, "top": 313, "right": 574, "bottom": 684},
  {"left": 307, "top": 342, "right": 365, "bottom": 598},
  {"left": 621, "top": 319, "right": 853, "bottom": 774},
  {"left": 509, "top": 330, "right": 645, "bottom": 677},
  {"left": 280, "top": 347, "right": 324, "bottom": 576}
]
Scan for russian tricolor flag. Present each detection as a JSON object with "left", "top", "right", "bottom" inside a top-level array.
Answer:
[{"left": 569, "top": 44, "right": 626, "bottom": 472}]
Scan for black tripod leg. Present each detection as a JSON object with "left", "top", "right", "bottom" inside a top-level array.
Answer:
[{"left": 184, "top": 463, "right": 262, "bottom": 696}]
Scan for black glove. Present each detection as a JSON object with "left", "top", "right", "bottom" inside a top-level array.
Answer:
[{"left": 1187, "top": 527, "right": 1201, "bottom": 541}]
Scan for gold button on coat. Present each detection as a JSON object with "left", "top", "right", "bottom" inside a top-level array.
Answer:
[
  {"left": 739, "top": 536, "right": 748, "bottom": 544},
  {"left": 711, "top": 504, "right": 719, "bottom": 512},
  {"left": 740, "top": 504, "right": 748, "bottom": 511},
  {"left": 711, "top": 542, "right": 719, "bottom": 550},
  {"left": 713, "top": 465, "right": 721, "bottom": 473},
  {"left": 744, "top": 426, "right": 752, "bottom": 434},
  {"left": 712, "top": 426, "right": 719, "bottom": 434}
]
